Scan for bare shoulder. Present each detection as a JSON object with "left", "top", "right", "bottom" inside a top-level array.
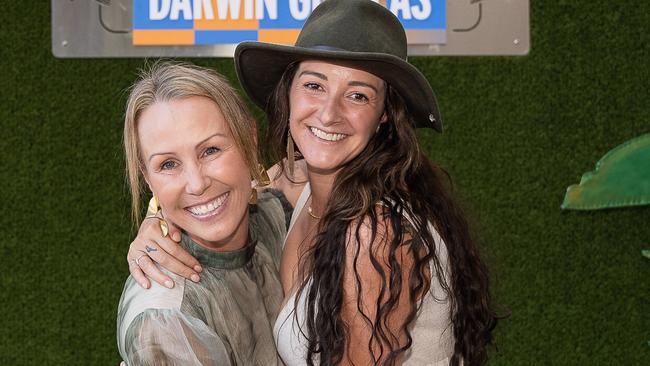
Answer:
[
  {"left": 345, "top": 206, "right": 412, "bottom": 260},
  {"left": 266, "top": 159, "right": 308, "bottom": 207},
  {"left": 342, "top": 207, "right": 417, "bottom": 299}
]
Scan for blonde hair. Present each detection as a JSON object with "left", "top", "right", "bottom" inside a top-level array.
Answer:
[{"left": 124, "top": 61, "right": 260, "bottom": 225}]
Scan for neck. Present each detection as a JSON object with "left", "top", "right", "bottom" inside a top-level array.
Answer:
[{"left": 306, "top": 166, "right": 339, "bottom": 216}]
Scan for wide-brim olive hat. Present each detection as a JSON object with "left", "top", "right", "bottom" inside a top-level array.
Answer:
[{"left": 235, "top": 0, "right": 442, "bottom": 131}]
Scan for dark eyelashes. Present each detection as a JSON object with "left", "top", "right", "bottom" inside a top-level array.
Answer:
[
  {"left": 351, "top": 93, "right": 369, "bottom": 102},
  {"left": 303, "top": 82, "right": 322, "bottom": 90},
  {"left": 157, "top": 147, "right": 219, "bottom": 172},
  {"left": 160, "top": 160, "right": 177, "bottom": 171},
  {"left": 203, "top": 146, "right": 220, "bottom": 156}
]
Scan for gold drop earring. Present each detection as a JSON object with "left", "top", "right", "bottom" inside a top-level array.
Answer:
[
  {"left": 146, "top": 195, "right": 169, "bottom": 237},
  {"left": 286, "top": 128, "right": 295, "bottom": 177}
]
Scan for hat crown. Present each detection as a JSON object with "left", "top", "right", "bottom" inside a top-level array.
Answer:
[{"left": 296, "top": 0, "right": 407, "bottom": 60}]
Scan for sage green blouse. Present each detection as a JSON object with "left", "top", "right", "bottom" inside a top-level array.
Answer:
[{"left": 117, "top": 190, "right": 291, "bottom": 366}]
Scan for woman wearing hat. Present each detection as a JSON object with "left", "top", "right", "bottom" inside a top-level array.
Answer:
[{"left": 127, "top": 0, "right": 497, "bottom": 365}]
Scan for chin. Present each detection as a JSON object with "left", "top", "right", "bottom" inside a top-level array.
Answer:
[
  {"left": 196, "top": 212, "right": 234, "bottom": 233},
  {"left": 303, "top": 154, "right": 347, "bottom": 172},
  {"left": 186, "top": 211, "right": 249, "bottom": 250}
]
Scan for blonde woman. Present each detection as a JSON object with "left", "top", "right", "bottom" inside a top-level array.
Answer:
[{"left": 117, "top": 62, "right": 303, "bottom": 365}]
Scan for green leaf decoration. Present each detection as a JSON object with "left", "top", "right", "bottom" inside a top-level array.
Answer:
[
  {"left": 642, "top": 250, "right": 650, "bottom": 259},
  {"left": 562, "top": 133, "right": 650, "bottom": 210}
]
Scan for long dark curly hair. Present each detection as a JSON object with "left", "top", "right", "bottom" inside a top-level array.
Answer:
[{"left": 265, "top": 62, "right": 498, "bottom": 366}]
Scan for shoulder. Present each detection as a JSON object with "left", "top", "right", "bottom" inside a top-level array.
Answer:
[
  {"left": 249, "top": 190, "right": 292, "bottom": 262},
  {"left": 117, "top": 273, "right": 186, "bottom": 352},
  {"left": 118, "top": 272, "right": 186, "bottom": 315},
  {"left": 342, "top": 204, "right": 446, "bottom": 293},
  {"left": 344, "top": 205, "right": 409, "bottom": 259},
  {"left": 341, "top": 207, "right": 412, "bottom": 296},
  {"left": 252, "top": 189, "right": 292, "bottom": 234},
  {"left": 257, "top": 188, "right": 293, "bottom": 230},
  {"left": 349, "top": 203, "right": 447, "bottom": 260}
]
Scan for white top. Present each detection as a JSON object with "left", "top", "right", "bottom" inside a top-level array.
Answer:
[{"left": 274, "top": 183, "right": 456, "bottom": 365}]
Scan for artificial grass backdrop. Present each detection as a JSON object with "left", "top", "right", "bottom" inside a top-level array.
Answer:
[{"left": 2, "top": 1, "right": 648, "bottom": 365}]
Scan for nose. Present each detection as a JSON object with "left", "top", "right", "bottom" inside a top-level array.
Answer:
[
  {"left": 318, "top": 93, "right": 343, "bottom": 126},
  {"left": 184, "top": 162, "right": 210, "bottom": 195}
]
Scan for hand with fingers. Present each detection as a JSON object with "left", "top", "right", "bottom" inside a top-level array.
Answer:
[{"left": 127, "top": 216, "right": 202, "bottom": 289}]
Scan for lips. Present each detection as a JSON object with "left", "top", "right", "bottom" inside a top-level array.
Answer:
[
  {"left": 309, "top": 126, "right": 348, "bottom": 142},
  {"left": 186, "top": 192, "right": 229, "bottom": 217}
]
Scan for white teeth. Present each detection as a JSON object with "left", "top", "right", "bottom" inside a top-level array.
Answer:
[
  {"left": 310, "top": 127, "right": 347, "bottom": 142},
  {"left": 188, "top": 193, "right": 228, "bottom": 216}
]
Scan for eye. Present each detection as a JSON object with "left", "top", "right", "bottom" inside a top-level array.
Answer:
[
  {"left": 303, "top": 82, "right": 323, "bottom": 92},
  {"left": 202, "top": 146, "right": 220, "bottom": 157},
  {"left": 160, "top": 160, "right": 178, "bottom": 171},
  {"left": 349, "top": 92, "right": 369, "bottom": 103}
]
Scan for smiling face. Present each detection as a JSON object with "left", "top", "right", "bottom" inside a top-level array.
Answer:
[
  {"left": 288, "top": 61, "right": 387, "bottom": 175},
  {"left": 138, "top": 96, "right": 252, "bottom": 251}
]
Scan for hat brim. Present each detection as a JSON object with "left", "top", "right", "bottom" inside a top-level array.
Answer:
[{"left": 235, "top": 41, "right": 442, "bottom": 131}]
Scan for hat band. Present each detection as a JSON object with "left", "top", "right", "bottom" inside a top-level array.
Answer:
[{"left": 307, "top": 45, "right": 348, "bottom": 52}]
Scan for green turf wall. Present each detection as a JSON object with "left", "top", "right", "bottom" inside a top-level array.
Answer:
[{"left": 1, "top": 1, "right": 648, "bottom": 365}]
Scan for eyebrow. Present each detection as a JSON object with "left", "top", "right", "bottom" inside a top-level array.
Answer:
[
  {"left": 299, "top": 70, "right": 327, "bottom": 80},
  {"left": 147, "top": 132, "right": 227, "bottom": 162},
  {"left": 348, "top": 80, "right": 379, "bottom": 93},
  {"left": 299, "top": 70, "right": 380, "bottom": 93}
]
